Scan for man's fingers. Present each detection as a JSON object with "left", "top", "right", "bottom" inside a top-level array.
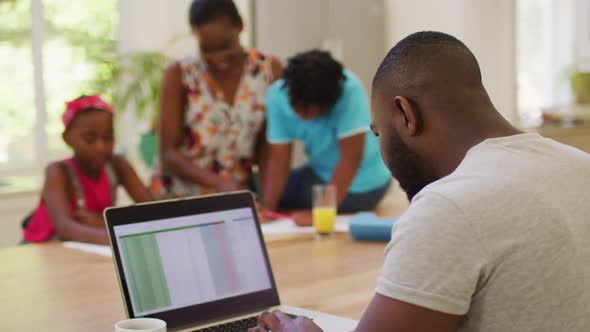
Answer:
[{"left": 258, "top": 311, "right": 280, "bottom": 329}]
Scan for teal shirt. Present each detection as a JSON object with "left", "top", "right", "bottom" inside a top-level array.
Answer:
[{"left": 265, "top": 70, "right": 390, "bottom": 193}]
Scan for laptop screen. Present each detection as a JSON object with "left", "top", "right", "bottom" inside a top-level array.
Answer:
[
  {"left": 105, "top": 192, "right": 280, "bottom": 329},
  {"left": 113, "top": 207, "right": 272, "bottom": 316}
]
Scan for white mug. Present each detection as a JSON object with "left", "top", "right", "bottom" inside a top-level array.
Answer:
[{"left": 115, "top": 318, "right": 167, "bottom": 332}]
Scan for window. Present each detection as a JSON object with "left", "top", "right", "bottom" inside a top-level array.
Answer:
[
  {"left": 0, "top": 0, "right": 35, "bottom": 166},
  {"left": 0, "top": 0, "right": 117, "bottom": 170},
  {"left": 516, "top": 0, "right": 575, "bottom": 125}
]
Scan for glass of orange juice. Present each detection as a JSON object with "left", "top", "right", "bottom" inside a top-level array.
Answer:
[{"left": 312, "top": 184, "right": 337, "bottom": 237}]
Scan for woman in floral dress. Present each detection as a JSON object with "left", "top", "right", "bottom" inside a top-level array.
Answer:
[{"left": 152, "top": 0, "right": 281, "bottom": 198}]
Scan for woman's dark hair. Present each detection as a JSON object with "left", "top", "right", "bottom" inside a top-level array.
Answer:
[
  {"left": 282, "top": 50, "right": 345, "bottom": 110},
  {"left": 189, "top": 0, "right": 243, "bottom": 27}
]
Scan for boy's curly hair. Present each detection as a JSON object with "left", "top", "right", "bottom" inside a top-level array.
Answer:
[{"left": 282, "top": 50, "right": 345, "bottom": 111}]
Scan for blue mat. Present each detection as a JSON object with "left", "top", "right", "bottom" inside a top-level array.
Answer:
[{"left": 349, "top": 212, "right": 398, "bottom": 242}]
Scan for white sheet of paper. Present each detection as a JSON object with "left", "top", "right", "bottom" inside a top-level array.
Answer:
[
  {"left": 261, "top": 216, "right": 349, "bottom": 236},
  {"left": 62, "top": 217, "right": 350, "bottom": 254},
  {"left": 63, "top": 241, "right": 112, "bottom": 257}
]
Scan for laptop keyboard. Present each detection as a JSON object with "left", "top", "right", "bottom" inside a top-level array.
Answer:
[{"left": 192, "top": 316, "right": 258, "bottom": 332}]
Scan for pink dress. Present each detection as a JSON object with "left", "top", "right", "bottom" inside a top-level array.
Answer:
[{"left": 23, "top": 159, "right": 114, "bottom": 242}]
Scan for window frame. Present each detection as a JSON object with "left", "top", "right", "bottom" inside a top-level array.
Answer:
[{"left": 0, "top": 0, "right": 119, "bottom": 175}]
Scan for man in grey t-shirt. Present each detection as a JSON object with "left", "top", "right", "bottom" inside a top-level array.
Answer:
[{"left": 249, "top": 31, "right": 590, "bottom": 332}]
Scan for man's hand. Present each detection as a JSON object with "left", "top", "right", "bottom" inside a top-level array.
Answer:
[
  {"left": 248, "top": 311, "right": 323, "bottom": 332},
  {"left": 292, "top": 211, "right": 313, "bottom": 226}
]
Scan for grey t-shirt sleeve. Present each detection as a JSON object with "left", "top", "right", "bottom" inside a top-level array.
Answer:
[{"left": 376, "top": 192, "right": 487, "bottom": 315}]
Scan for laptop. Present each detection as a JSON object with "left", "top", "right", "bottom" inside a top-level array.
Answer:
[{"left": 104, "top": 191, "right": 358, "bottom": 332}]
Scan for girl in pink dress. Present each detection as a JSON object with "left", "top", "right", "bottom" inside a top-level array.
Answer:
[{"left": 23, "top": 95, "right": 153, "bottom": 244}]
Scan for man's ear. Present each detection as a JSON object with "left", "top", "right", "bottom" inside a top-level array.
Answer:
[{"left": 393, "top": 96, "right": 422, "bottom": 136}]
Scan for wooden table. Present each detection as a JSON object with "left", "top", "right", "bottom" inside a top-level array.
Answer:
[{"left": 0, "top": 234, "right": 386, "bottom": 331}]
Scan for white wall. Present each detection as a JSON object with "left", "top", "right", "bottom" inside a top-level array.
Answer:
[
  {"left": 255, "top": 0, "right": 386, "bottom": 92},
  {"left": 118, "top": 0, "right": 194, "bottom": 56},
  {"left": 384, "top": 0, "right": 517, "bottom": 123},
  {"left": 575, "top": 0, "right": 590, "bottom": 68},
  {"left": 118, "top": 0, "right": 253, "bottom": 56}
]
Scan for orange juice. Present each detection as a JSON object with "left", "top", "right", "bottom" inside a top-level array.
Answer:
[{"left": 312, "top": 206, "right": 336, "bottom": 234}]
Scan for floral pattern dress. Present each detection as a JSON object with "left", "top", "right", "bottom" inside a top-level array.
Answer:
[{"left": 151, "top": 49, "right": 274, "bottom": 198}]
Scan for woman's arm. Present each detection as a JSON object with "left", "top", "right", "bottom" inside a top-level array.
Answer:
[
  {"left": 42, "top": 163, "right": 109, "bottom": 244},
  {"left": 159, "top": 62, "right": 237, "bottom": 191},
  {"left": 111, "top": 155, "right": 153, "bottom": 203}
]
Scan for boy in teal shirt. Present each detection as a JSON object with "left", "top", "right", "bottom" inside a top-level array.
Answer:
[{"left": 262, "top": 50, "right": 390, "bottom": 224}]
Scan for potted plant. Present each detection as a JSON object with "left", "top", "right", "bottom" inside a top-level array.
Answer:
[{"left": 92, "top": 50, "right": 170, "bottom": 167}]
